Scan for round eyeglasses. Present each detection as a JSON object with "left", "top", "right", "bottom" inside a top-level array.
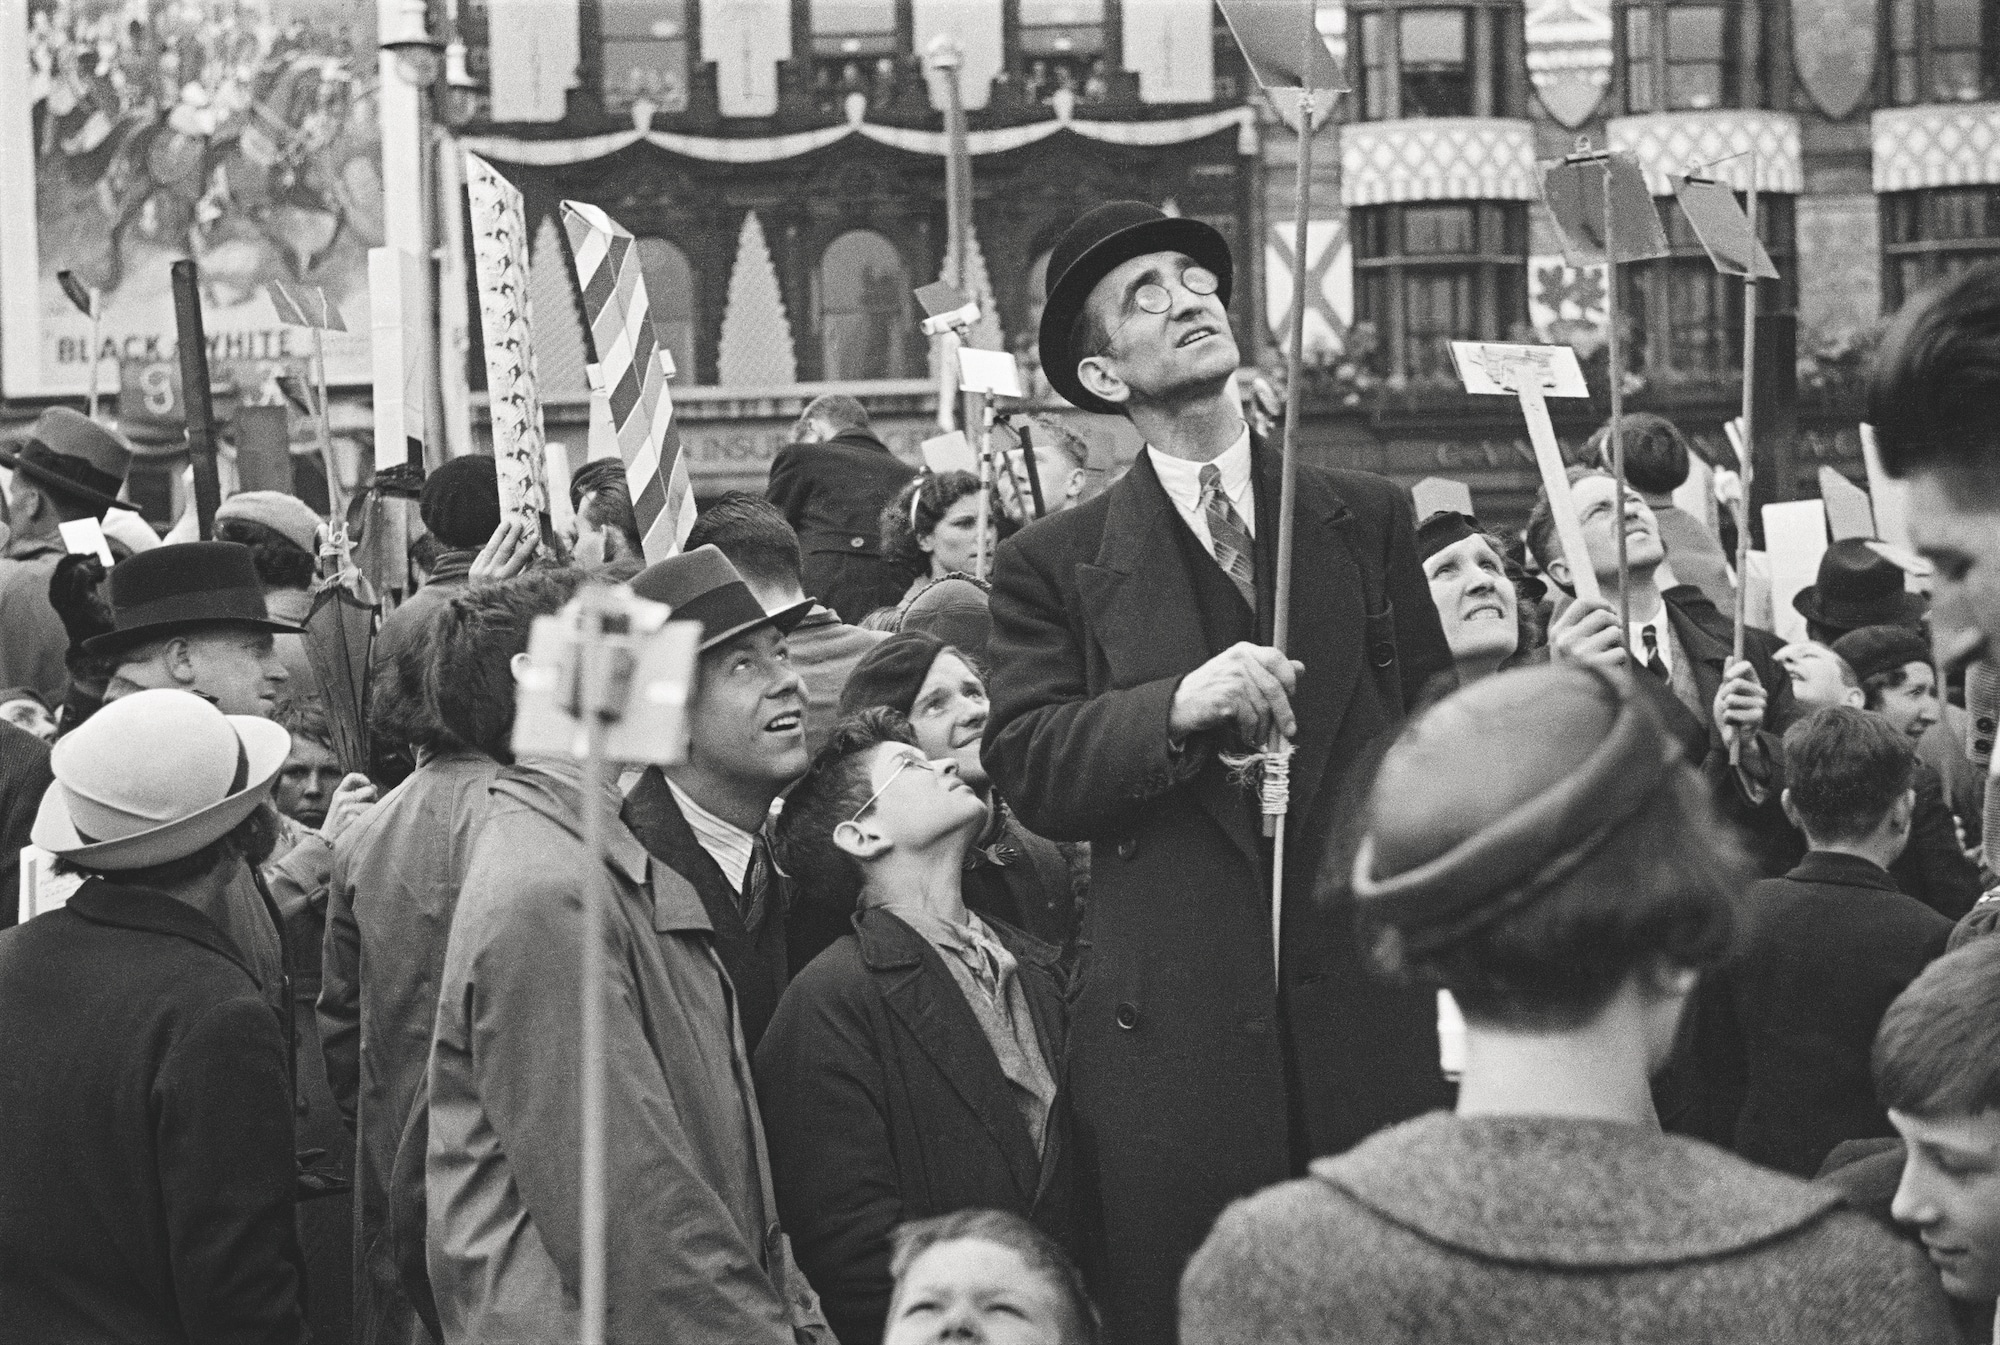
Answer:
[
  {"left": 848, "top": 753, "right": 947, "bottom": 826},
  {"left": 1130, "top": 265, "right": 1220, "bottom": 316}
]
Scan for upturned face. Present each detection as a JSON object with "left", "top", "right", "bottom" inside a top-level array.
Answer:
[
  {"left": 884, "top": 1238, "right": 1078, "bottom": 1345},
  {"left": 1076, "top": 249, "right": 1239, "bottom": 409},
  {"left": 686, "top": 625, "right": 808, "bottom": 788},
  {"left": 922, "top": 495, "right": 985, "bottom": 578},
  {"left": 1776, "top": 642, "right": 1864, "bottom": 712},
  {"left": 1423, "top": 533, "right": 1518, "bottom": 670},
  {"left": 1891, "top": 1106, "right": 2000, "bottom": 1303},
  {"left": 1568, "top": 473, "right": 1665, "bottom": 582},
  {"left": 907, "top": 650, "right": 990, "bottom": 790},
  {"left": 852, "top": 741, "right": 988, "bottom": 856}
]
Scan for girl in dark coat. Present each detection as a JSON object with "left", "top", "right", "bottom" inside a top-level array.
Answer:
[
  {"left": 1181, "top": 665, "right": 1958, "bottom": 1345},
  {"left": 762, "top": 710, "right": 1072, "bottom": 1345}
]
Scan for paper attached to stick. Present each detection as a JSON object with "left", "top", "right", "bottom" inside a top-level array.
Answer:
[
  {"left": 1818, "top": 466, "right": 1876, "bottom": 541},
  {"left": 1538, "top": 153, "right": 1671, "bottom": 266},
  {"left": 1412, "top": 477, "right": 1476, "bottom": 523},
  {"left": 1450, "top": 341, "right": 1589, "bottom": 398},
  {"left": 267, "top": 281, "right": 347, "bottom": 332},
  {"left": 1218, "top": 0, "right": 1347, "bottom": 91},
  {"left": 921, "top": 430, "right": 977, "bottom": 474},
  {"left": 59, "top": 517, "right": 115, "bottom": 566},
  {"left": 956, "top": 348, "right": 1024, "bottom": 398},
  {"left": 1672, "top": 176, "right": 1780, "bottom": 279}
]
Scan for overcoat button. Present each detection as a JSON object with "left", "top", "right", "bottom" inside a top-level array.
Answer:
[
  {"left": 1115, "top": 1002, "right": 1140, "bottom": 1030},
  {"left": 1116, "top": 838, "right": 1137, "bottom": 860},
  {"left": 849, "top": 536, "right": 865, "bottom": 548},
  {"left": 1372, "top": 642, "right": 1396, "bottom": 667}
]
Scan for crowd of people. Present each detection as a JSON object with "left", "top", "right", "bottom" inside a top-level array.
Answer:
[{"left": 2, "top": 199, "right": 2000, "bottom": 1345}]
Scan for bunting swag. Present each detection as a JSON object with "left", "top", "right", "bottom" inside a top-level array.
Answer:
[
  {"left": 561, "top": 201, "right": 697, "bottom": 561},
  {"left": 462, "top": 104, "right": 1258, "bottom": 168}
]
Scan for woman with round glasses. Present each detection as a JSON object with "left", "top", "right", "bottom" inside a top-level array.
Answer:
[{"left": 761, "top": 708, "right": 1075, "bottom": 1345}]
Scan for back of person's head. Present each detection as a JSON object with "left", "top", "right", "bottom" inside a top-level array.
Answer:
[
  {"left": 774, "top": 708, "right": 916, "bottom": 914},
  {"left": 1870, "top": 260, "right": 2000, "bottom": 491},
  {"left": 419, "top": 455, "right": 502, "bottom": 551},
  {"left": 685, "top": 492, "right": 805, "bottom": 594},
  {"left": 1352, "top": 665, "right": 1742, "bottom": 1030},
  {"left": 886, "top": 1208, "right": 1099, "bottom": 1345},
  {"left": 796, "top": 393, "right": 870, "bottom": 442},
  {"left": 1584, "top": 413, "right": 1691, "bottom": 497},
  {"left": 1524, "top": 464, "right": 1610, "bottom": 579},
  {"left": 569, "top": 458, "right": 644, "bottom": 555},
  {"left": 369, "top": 598, "right": 465, "bottom": 756},
  {"left": 215, "top": 516, "right": 318, "bottom": 592},
  {"left": 1875, "top": 936, "right": 2000, "bottom": 1119},
  {"left": 428, "top": 569, "right": 586, "bottom": 762},
  {"left": 1782, "top": 705, "right": 1916, "bottom": 846}
]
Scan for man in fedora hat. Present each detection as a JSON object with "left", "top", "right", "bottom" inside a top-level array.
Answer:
[
  {"left": 427, "top": 556, "right": 829, "bottom": 1344},
  {"left": 981, "top": 200, "right": 1454, "bottom": 1342},
  {"left": 0, "top": 688, "right": 308, "bottom": 1343},
  {"left": 619, "top": 543, "right": 815, "bottom": 1051},
  {"left": 1796, "top": 537, "right": 1929, "bottom": 644},
  {"left": 93, "top": 540, "right": 306, "bottom": 717},
  {"left": 0, "top": 406, "right": 137, "bottom": 704}
]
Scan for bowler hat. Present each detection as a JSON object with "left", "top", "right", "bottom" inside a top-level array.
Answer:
[
  {"left": 1792, "top": 538, "right": 1927, "bottom": 634},
  {"left": 1352, "top": 665, "right": 1683, "bottom": 953},
  {"left": 0, "top": 407, "right": 138, "bottom": 513},
  {"left": 83, "top": 541, "right": 308, "bottom": 657},
  {"left": 1037, "top": 201, "right": 1234, "bottom": 417},
  {"left": 630, "top": 544, "right": 812, "bottom": 651},
  {"left": 31, "top": 688, "right": 290, "bottom": 870}
]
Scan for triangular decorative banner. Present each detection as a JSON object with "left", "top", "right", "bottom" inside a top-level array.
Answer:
[
  {"left": 1525, "top": 0, "right": 1612, "bottom": 130},
  {"left": 1794, "top": 0, "right": 1877, "bottom": 121},
  {"left": 717, "top": 211, "right": 797, "bottom": 386},
  {"left": 1264, "top": 218, "right": 1350, "bottom": 360}
]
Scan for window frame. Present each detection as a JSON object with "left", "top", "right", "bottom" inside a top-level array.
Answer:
[
  {"left": 1619, "top": 0, "right": 1737, "bottom": 114},
  {"left": 1620, "top": 191, "right": 1796, "bottom": 381},
  {"left": 1881, "top": 187, "right": 2000, "bottom": 311},
  {"left": 595, "top": 0, "right": 693, "bottom": 115},
  {"left": 1347, "top": 0, "right": 1523, "bottom": 122},
  {"left": 1883, "top": 0, "right": 1996, "bottom": 106},
  {"left": 1350, "top": 200, "right": 1528, "bottom": 383}
]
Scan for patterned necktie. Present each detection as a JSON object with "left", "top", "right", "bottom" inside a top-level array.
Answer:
[
  {"left": 1640, "top": 624, "right": 1670, "bottom": 683},
  {"left": 741, "top": 831, "right": 774, "bottom": 932},
  {"left": 1198, "top": 463, "right": 1257, "bottom": 612}
]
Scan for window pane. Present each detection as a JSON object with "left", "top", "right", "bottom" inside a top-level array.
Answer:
[
  {"left": 1021, "top": 0, "right": 1104, "bottom": 23},
  {"left": 635, "top": 237, "right": 698, "bottom": 384},
  {"left": 818, "top": 231, "right": 916, "bottom": 381},
  {"left": 1936, "top": 0, "right": 1982, "bottom": 46},
  {"left": 1664, "top": 6, "right": 1725, "bottom": 59},
  {"left": 1400, "top": 9, "right": 1468, "bottom": 63},
  {"left": 1403, "top": 269, "right": 1474, "bottom": 380},
  {"left": 1626, "top": 8, "right": 1656, "bottom": 111},
  {"left": 603, "top": 0, "right": 686, "bottom": 39},
  {"left": 1935, "top": 51, "right": 1985, "bottom": 101},
  {"left": 1404, "top": 205, "right": 1476, "bottom": 254},
  {"left": 1667, "top": 61, "right": 1722, "bottom": 108},
  {"left": 1399, "top": 8, "right": 1472, "bottom": 116},
  {"left": 810, "top": 0, "right": 895, "bottom": 53},
  {"left": 601, "top": 0, "right": 689, "bottom": 111}
]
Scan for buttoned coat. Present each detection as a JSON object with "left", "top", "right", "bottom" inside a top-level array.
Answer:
[
  {"left": 982, "top": 444, "right": 1455, "bottom": 1344},
  {"left": 767, "top": 431, "right": 919, "bottom": 622},
  {"left": 425, "top": 760, "right": 827, "bottom": 1345},
  {"left": 755, "top": 908, "right": 1073, "bottom": 1345}
]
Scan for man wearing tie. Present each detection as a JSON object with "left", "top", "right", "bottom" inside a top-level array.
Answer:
[{"left": 981, "top": 202, "right": 1455, "bottom": 1344}]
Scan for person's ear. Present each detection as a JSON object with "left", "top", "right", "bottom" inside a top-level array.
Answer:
[
  {"left": 162, "top": 636, "right": 198, "bottom": 686},
  {"left": 1779, "top": 787, "right": 1800, "bottom": 832},
  {"left": 510, "top": 650, "right": 532, "bottom": 681},
  {"left": 1544, "top": 554, "right": 1573, "bottom": 593},
  {"left": 1076, "top": 355, "right": 1130, "bottom": 408},
  {"left": 1842, "top": 687, "right": 1864, "bottom": 709},
  {"left": 1891, "top": 788, "right": 1917, "bottom": 836},
  {"left": 832, "top": 816, "right": 891, "bottom": 862}
]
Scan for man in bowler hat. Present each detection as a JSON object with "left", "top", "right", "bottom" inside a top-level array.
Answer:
[
  {"left": 980, "top": 201, "right": 1454, "bottom": 1343},
  {"left": 0, "top": 407, "right": 138, "bottom": 704}
]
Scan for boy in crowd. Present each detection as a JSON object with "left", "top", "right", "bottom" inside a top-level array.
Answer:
[{"left": 760, "top": 709, "right": 1070, "bottom": 1345}]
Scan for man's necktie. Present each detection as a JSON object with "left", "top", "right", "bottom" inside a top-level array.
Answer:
[
  {"left": 741, "top": 831, "right": 774, "bottom": 932},
  {"left": 1640, "top": 624, "right": 1670, "bottom": 683},
  {"left": 1199, "top": 463, "right": 1257, "bottom": 612}
]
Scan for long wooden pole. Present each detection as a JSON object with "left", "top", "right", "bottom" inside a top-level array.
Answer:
[
  {"left": 1604, "top": 162, "right": 1630, "bottom": 649},
  {"left": 1730, "top": 162, "right": 1759, "bottom": 765},
  {"left": 170, "top": 261, "right": 222, "bottom": 540}
]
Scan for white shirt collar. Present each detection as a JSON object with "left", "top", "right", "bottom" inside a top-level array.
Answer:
[
  {"left": 1630, "top": 603, "right": 1674, "bottom": 675},
  {"left": 1146, "top": 425, "right": 1252, "bottom": 513},
  {"left": 664, "top": 776, "right": 756, "bottom": 893}
]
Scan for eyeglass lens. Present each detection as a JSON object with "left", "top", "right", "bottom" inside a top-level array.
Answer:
[{"left": 1133, "top": 266, "right": 1220, "bottom": 315}]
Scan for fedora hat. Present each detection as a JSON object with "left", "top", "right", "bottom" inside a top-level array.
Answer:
[
  {"left": 0, "top": 407, "right": 138, "bottom": 513},
  {"left": 83, "top": 541, "right": 308, "bottom": 658},
  {"left": 1037, "top": 201, "right": 1234, "bottom": 417},
  {"left": 629, "top": 544, "right": 813, "bottom": 652},
  {"left": 32, "top": 688, "right": 290, "bottom": 870},
  {"left": 1792, "top": 537, "right": 1928, "bottom": 635}
]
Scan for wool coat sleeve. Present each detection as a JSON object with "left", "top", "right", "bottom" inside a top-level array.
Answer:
[
  {"left": 983, "top": 532, "right": 1199, "bottom": 842},
  {"left": 156, "top": 996, "right": 309, "bottom": 1345},
  {"left": 0, "top": 723, "right": 52, "bottom": 931},
  {"left": 1891, "top": 768, "right": 1983, "bottom": 921},
  {"left": 317, "top": 843, "right": 361, "bottom": 1127},
  {"left": 467, "top": 875, "right": 799, "bottom": 1345},
  {"left": 754, "top": 967, "right": 904, "bottom": 1345}
]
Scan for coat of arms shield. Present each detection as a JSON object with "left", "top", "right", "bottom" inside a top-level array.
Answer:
[
  {"left": 1526, "top": 0, "right": 1613, "bottom": 130},
  {"left": 1794, "top": 0, "right": 1877, "bottom": 121}
]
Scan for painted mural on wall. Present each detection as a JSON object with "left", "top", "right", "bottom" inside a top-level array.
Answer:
[
  {"left": 3, "top": 0, "right": 380, "bottom": 399},
  {"left": 1524, "top": 0, "right": 1612, "bottom": 130}
]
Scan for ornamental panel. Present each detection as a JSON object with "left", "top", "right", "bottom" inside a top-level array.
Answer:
[
  {"left": 1340, "top": 118, "right": 1539, "bottom": 208},
  {"left": 1605, "top": 110, "right": 1803, "bottom": 196},
  {"left": 1873, "top": 103, "right": 2000, "bottom": 192}
]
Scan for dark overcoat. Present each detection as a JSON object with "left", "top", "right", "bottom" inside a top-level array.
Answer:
[
  {"left": 981, "top": 443, "right": 1455, "bottom": 1344},
  {"left": 622, "top": 765, "right": 792, "bottom": 1053},
  {"left": 1665, "top": 851, "right": 1952, "bottom": 1178},
  {"left": 767, "top": 430, "right": 919, "bottom": 622},
  {"left": 0, "top": 880, "right": 307, "bottom": 1344},
  {"left": 754, "top": 907, "right": 1072, "bottom": 1345},
  {"left": 0, "top": 720, "right": 52, "bottom": 930}
]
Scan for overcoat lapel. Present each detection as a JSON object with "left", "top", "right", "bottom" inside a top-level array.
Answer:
[
  {"left": 621, "top": 767, "right": 755, "bottom": 941},
  {"left": 863, "top": 912, "right": 1043, "bottom": 1203},
  {"left": 1077, "top": 453, "right": 1262, "bottom": 870}
]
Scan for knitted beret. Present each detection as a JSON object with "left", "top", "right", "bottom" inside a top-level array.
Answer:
[
  {"left": 420, "top": 455, "right": 502, "bottom": 549},
  {"left": 839, "top": 631, "right": 951, "bottom": 719}
]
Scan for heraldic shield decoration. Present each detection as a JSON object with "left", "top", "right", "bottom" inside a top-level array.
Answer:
[
  {"left": 1794, "top": 0, "right": 1878, "bottom": 121},
  {"left": 1527, "top": 0, "right": 1613, "bottom": 130}
]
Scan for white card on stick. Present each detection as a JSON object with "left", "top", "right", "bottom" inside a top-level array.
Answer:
[
  {"left": 58, "top": 517, "right": 114, "bottom": 566},
  {"left": 1450, "top": 342, "right": 1590, "bottom": 398},
  {"left": 1763, "top": 499, "right": 1829, "bottom": 645},
  {"left": 956, "top": 348, "right": 1024, "bottom": 398}
]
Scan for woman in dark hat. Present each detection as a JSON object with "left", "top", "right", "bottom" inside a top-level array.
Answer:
[
  {"left": 1417, "top": 511, "right": 1544, "bottom": 688},
  {"left": 817, "top": 631, "right": 1078, "bottom": 960},
  {"left": 1182, "top": 664, "right": 1957, "bottom": 1345},
  {"left": 1834, "top": 624, "right": 1944, "bottom": 746}
]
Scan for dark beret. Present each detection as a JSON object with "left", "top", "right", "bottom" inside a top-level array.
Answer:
[
  {"left": 839, "top": 631, "right": 950, "bottom": 719},
  {"left": 1416, "top": 511, "right": 1481, "bottom": 565},
  {"left": 1831, "top": 624, "right": 1934, "bottom": 685},
  {"left": 420, "top": 455, "right": 502, "bottom": 550}
]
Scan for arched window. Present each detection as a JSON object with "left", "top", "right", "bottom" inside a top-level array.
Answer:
[
  {"left": 816, "top": 230, "right": 918, "bottom": 380},
  {"left": 634, "top": 237, "right": 699, "bottom": 385}
]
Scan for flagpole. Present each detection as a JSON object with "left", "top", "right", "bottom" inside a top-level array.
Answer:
[
  {"left": 1604, "top": 161, "right": 1630, "bottom": 651},
  {"left": 1730, "top": 158, "right": 1759, "bottom": 765}
]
